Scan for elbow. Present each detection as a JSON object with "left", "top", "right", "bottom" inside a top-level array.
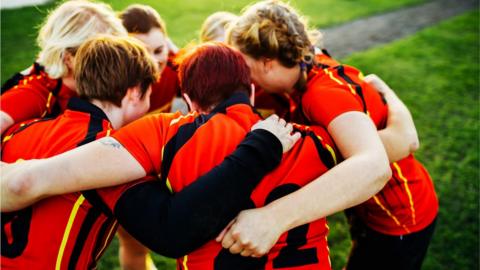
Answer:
[
  {"left": 409, "top": 135, "right": 420, "bottom": 153},
  {"left": 370, "top": 153, "right": 392, "bottom": 193},
  {"left": 2, "top": 172, "right": 33, "bottom": 212}
]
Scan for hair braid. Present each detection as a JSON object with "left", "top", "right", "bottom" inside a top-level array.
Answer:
[{"left": 228, "top": 0, "right": 319, "bottom": 68}]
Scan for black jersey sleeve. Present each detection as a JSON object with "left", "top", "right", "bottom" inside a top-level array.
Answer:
[{"left": 113, "top": 129, "right": 282, "bottom": 258}]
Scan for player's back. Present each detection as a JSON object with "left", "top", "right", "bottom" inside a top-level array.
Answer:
[
  {"left": 1, "top": 98, "right": 115, "bottom": 269},
  {"left": 163, "top": 93, "right": 339, "bottom": 269}
]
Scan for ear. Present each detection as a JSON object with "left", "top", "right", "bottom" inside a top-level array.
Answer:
[
  {"left": 262, "top": 58, "right": 273, "bottom": 74},
  {"left": 183, "top": 93, "right": 200, "bottom": 112},
  {"left": 125, "top": 86, "right": 143, "bottom": 104},
  {"left": 250, "top": 83, "right": 255, "bottom": 106}
]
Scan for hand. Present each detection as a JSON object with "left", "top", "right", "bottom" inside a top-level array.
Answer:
[
  {"left": 216, "top": 207, "right": 284, "bottom": 257},
  {"left": 364, "top": 74, "right": 394, "bottom": 97},
  {"left": 251, "top": 114, "right": 301, "bottom": 153}
]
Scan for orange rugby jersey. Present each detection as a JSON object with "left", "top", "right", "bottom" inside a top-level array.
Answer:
[
  {"left": 113, "top": 92, "right": 339, "bottom": 270},
  {"left": 180, "top": 124, "right": 339, "bottom": 270},
  {"left": 1, "top": 62, "right": 76, "bottom": 122},
  {"left": 1, "top": 98, "right": 121, "bottom": 269},
  {"left": 301, "top": 58, "right": 438, "bottom": 235},
  {"left": 1, "top": 61, "right": 179, "bottom": 123}
]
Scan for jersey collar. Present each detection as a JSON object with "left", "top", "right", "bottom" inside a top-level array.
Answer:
[
  {"left": 211, "top": 91, "right": 252, "bottom": 114},
  {"left": 67, "top": 97, "right": 110, "bottom": 122}
]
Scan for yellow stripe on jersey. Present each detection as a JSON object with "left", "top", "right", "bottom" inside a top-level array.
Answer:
[
  {"left": 182, "top": 255, "right": 189, "bottom": 270},
  {"left": 166, "top": 178, "right": 173, "bottom": 193},
  {"left": 41, "top": 92, "right": 54, "bottom": 118},
  {"left": 2, "top": 134, "right": 13, "bottom": 143},
  {"left": 358, "top": 72, "right": 365, "bottom": 81},
  {"left": 146, "top": 253, "right": 156, "bottom": 270},
  {"left": 56, "top": 195, "right": 86, "bottom": 270},
  {"left": 346, "top": 84, "right": 357, "bottom": 95},
  {"left": 325, "top": 144, "right": 338, "bottom": 165},
  {"left": 373, "top": 195, "right": 410, "bottom": 234},
  {"left": 315, "top": 135, "right": 338, "bottom": 166},
  {"left": 324, "top": 69, "right": 356, "bottom": 95},
  {"left": 94, "top": 220, "right": 118, "bottom": 261},
  {"left": 106, "top": 122, "right": 113, "bottom": 135},
  {"left": 393, "top": 162, "right": 417, "bottom": 225}
]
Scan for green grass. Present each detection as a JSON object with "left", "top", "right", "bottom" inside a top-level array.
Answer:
[
  {"left": 1, "top": 1, "right": 478, "bottom": 270},
  {"left": 1, "top": 0, "right": 425, "bottom": 84},
  {"left": 330, "top": 10, "right": 480, "bottom": 270}
]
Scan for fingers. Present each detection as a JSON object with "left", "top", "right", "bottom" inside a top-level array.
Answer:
[
  {"left": 250, "top": 115, "right": 299, "bottom": 153},
  {"left": 228, "top": 241, "right": 245, "bottom": 254},
  {"left": 216, "top": 219, "right": 235, "bottom": 242},
  {"left": 221, "top": 229, "right": 235, "bottom": 250},
  {"left": 364, "top": 74, "right": 392, "bottom": 95},
  {"left": 285, "top": 123, "right": 293, "bottom": 134},
  {"left": 240, "top": 248, "right": 254, "bottom": 257},
  {"left": 267, "top": 114, "right": 279, "bottom": 122},
  {"left": 290, "top": 131, "right": 301, "bottom": 145}
]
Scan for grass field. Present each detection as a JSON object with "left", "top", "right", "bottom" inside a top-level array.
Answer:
[
  {"left": 1, "top": 1, "right": 478, "bottom": 270},
  {"left": 1, "top": 0, "right": 426, "bottom": 84},
  {"left": 329, "top": 10, "right": 480, "bottom": 270}
]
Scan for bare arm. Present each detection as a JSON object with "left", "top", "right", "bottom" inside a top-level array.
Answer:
[
  {"left": 1, "top": 115, "right": 299, "bottom": 212},
  {"left": 366, "top": 74, "right": 420, "bottom": 162},
  {"left": 218, "top": 112, "right": 392, "bottom": 256},
  {"left": 1, "top": 137, "right": 146, "bottom": 212}
]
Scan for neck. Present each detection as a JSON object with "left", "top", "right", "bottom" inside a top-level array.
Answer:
[{"left": 90, "top": 99, "right": 124, "bottom": 129}]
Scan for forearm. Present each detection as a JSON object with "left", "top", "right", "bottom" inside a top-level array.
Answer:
[
  {"left": 266, "top": 152, "right": 390, "bottom": 233},
  {"left": 365, "top": 74, "right": 419, "bottom": 161},
  {"left": 114, "top": 129, "right": 283, "bottom": 258},
  {"left": 378, "top": 91, "right": 419, "bottom": 162},
  {"left": 37, "top": 140, "right": 146, "bottom": 196},
  {"left": 1, "top": 138, "right": 146, "bottom": 211},
  {"left": 269, "top": 112, "right": 392, "bottom": 232}
]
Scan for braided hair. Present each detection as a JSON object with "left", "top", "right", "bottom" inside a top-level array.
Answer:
[{"left": 227, "top": 0, "right": 321, "bottom": 68}]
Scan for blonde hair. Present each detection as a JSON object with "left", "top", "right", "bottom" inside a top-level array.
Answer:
[
  {"left": 200, "top": 11, "right": 238, "bottom": 42},
  {"left": 75, "top": 35, "right": 158, "bottom": 106},
  {"left": 37, "top": 0, "right": 127, "bottom": 79},
  {"left": 227, "top": 0, "right": 321, "bottom": 68}
]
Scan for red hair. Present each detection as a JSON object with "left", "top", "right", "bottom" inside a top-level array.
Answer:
[{"left": 177, "top": 42, "right": 251, "bottom": 111}]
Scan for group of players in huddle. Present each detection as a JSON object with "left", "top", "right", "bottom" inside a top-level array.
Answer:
[{"left": 1, "top": 1, "right": 439, "bottom": 270}]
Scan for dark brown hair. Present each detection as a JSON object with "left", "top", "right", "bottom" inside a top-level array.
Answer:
[{"left": 120, "top": 4, "right": 167, "bottom": 35}]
